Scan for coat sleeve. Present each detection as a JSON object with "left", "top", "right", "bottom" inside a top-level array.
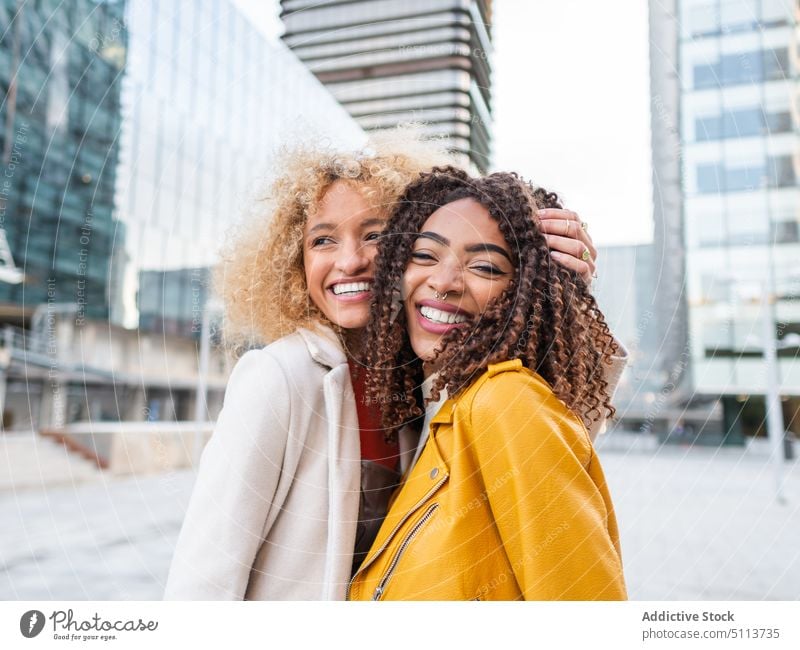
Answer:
[
  {"left": 163, "top": 349, "right": 291, "bottom": 600},
  {"left": 468, "top": 371, "right": 627, "bottom": 600}
]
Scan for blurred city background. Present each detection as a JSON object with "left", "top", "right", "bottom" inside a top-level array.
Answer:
[{"left": 0, "top": 0, "right": 798, "bottom": 600}]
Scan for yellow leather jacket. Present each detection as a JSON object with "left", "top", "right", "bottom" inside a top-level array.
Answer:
[{"left": 347, "top": 359, "right": 627, "bottom": 601}]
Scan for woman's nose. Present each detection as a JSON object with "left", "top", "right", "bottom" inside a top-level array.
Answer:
[
  {"left": 336, "top": 240, "right": 370, "bottom": 275},
  {"left": 428, "top": 261, "right": 464, "bottom": 296}
]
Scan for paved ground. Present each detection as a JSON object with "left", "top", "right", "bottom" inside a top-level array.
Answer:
[
  {"left": 596, "top": 433, "right": 800, "bottom": 600},
  {"left": 1, "top": 432, "right": 798, "bottom": 600}
]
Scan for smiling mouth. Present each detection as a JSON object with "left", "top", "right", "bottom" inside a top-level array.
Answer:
[
  {"left": 419, "top": 305, "right": 469, "bottom": 325},
  {"left": 330, "top": 281, "right": 372, "bottom": 296}
]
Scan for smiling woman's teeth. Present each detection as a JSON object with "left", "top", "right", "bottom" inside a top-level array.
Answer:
[
  {"left": 420, "top": 305, "right": 467, "bottom": 325},
  {"left": 332, "top": 282, "right": 372, "bottom": 296}
]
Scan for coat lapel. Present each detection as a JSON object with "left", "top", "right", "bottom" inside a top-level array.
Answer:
[{"left": 297, "top": 325, "right": 360, "bottom": 598}]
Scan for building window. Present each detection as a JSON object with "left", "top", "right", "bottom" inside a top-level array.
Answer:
[
  {"left": 721, "top": 50, "right": 763, "bottom": 85},
  {"left": 697, "top": 162, "right": 724, "bottom": 193},
  {"left": 695, "top": 156, "right": 797, "bottom": 194},
  {"left": 763, "top": 47, "right": 790, "bottom": 81},
  {"left": 725, "top": 163, "right": 763, "bottom": 192},
  {"left": 693, "top": 61, "right": 720, "bottom": 88},
  {"left": 722, "top": 108, "right": 763, "bottom": 138},
  {"left": 695, "top": 114, "right": 722, "bottom": 140},
  {"left": 772, "top": 220, "right": 800, "bottom": 244},
  {"left": 695, "top": 107, "right": 793, "bottom": 141},
  {"left": 693, "top": 47, "right": 790, "bottom": 89},
  {"left": 766, "top": 155, "right": 796, "bottom": 188}
]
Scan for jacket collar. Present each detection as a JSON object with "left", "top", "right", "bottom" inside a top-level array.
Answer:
[
  {"left": 427, "top": 360, "right": 525, "bottom": 425},
  {"left": 430, "top": 399, "right": 456, "bottom": 424},
  {"left": 297, "top": 324, "right": 348, "bottom": 369}
]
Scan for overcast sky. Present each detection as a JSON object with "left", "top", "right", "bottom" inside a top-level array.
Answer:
[
  {"left": 232, "top": 0, "right": 653, "bottom": 247},
  {"left": 492, "top": 1, "right": 652, "bottom": 246}
]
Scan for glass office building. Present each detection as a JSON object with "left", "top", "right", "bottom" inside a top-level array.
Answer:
[
  {"left": 0, "top": 0, "right": 365, "bottom": 432},
  {"left": 677, "top": 0, "right": 799, "bottom": 438},
  {"left": 0, "top": 0, "right": 127, "bottom": 322},
  {"left": 280, "top": 0, "right": 493, "bottom": 172},
  {"left": 116, "top": 0, "right": 365, "bottom": 332},
  {"left": 592, "top": 244, "right": 663, "bottom": 424}
]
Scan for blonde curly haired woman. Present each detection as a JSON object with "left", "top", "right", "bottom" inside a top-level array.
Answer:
[{"left": 163, "top": 131, "right": 622, "bottom": 600}]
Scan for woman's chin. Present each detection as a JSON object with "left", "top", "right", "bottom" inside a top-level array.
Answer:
[
  {"left": 412, "top": 342, "right": 444, "bottom": 375},
  {"left": 321, "top": 306, "right": 370, "bottom": 331}
]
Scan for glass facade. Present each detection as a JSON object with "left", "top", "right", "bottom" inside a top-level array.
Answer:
[
  {"left": 592, "top": 244, "right": 662, "bottom": 419},
  {"left": 117, "top": 0, "right": 365, "bottom": 333},
  {"left": 0, "top": 0, "right": 365, "bottom": 431},
  {"left": 695, "top": 107, "right": 792, "bottom": 142},
  {"left": 691, "top": 46, "right": 790, "bottom": 88},
  {"left": 0, "top": 0, "right": 127, "bottom": 321},
  {"left": 679, "top": 0, "right": 799, "bottom": 422}
]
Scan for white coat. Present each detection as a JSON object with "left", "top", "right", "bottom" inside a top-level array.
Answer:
[{"left": 164, "top": 325, "right": 417, "bottom": 600}]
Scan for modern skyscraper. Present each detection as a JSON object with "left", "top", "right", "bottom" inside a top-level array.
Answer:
[
  {"left": 280, "top": 0, "right": 493, "bottom": 172},
  {"left": 651, "top": 0, "right": 799, "bottom": 441}
]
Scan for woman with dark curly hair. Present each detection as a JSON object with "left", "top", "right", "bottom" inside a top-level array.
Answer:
[{"left": 347, "top": 166, "right": 627, "bottom": 600}]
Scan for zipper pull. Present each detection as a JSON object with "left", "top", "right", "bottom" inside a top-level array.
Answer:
[{"left": 372, "top": 585, "right": 384, "bottom": 601}]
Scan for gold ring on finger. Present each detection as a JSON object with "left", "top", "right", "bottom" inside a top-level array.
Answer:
[
  {"left": 581, "top": 221, "right": 589, "bottom": 232},
  {"left": 581, "top": 248, "right": 591, "bottom": 262},
  {"left": 564, "top": 219, "right": 571, "bottom": 235}
]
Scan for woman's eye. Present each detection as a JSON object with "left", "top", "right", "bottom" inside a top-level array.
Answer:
[
  {"left": 472, "top": 264, "right": 505, "bottom": 276},
  {"left": 311, "top": 236, "right": 335, "bottom": 247},
  {"left": 411, "top": 251, "right": 436, "bottom": 263},
  {"left": 365, "top": 232, "right": 381, "bottom": 242}
]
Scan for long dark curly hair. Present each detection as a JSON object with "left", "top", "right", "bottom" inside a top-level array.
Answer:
[{"left": 364, "top": 165, "right": 619, "bottom": 436}]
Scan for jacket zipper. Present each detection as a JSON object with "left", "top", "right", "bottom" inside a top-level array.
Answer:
[
  {"left": 372, "top": 503, "right": 439, "bottom": 601},
  {"left": 346, "top": 474, "right": 447, "bottom": 600}
]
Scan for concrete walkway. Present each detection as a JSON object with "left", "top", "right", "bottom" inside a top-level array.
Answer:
[{"left": 596, "top": 433, "right": 799, "bottom": 599}]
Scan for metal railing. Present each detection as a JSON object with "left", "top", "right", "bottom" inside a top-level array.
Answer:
[{"left": 0, "top": 324, "right": 48, "bottom": 355}]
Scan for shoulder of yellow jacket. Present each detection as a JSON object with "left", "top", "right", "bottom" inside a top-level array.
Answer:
[
  {"left": 459, "top": 359, "right": 593, "bottom": 454},
  {"left": 472, "top": 358, "right": 552, "bottom": 392},
  {"left": 458, "top": 358, "right": 554, "bottom": 414}
]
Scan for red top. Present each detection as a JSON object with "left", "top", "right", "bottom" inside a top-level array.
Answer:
[{"left": 348, "top": 360, "right": 399, "bottom": 470}]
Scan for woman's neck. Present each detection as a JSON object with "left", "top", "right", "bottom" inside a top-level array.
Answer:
[
  {"left": 422, "top": 359, "right": 441, "bottom": 380},
  {"left": 342, "top": 327, "right": 367, "bottom": 362}
]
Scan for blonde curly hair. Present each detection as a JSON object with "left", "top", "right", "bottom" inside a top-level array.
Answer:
[{"left": 215, "top": 127, "right": 454, "bottom": 348}]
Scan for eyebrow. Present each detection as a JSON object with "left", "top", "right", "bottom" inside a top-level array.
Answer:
[
  {"left": 465, "top": 243, "right": 513, "bottom": 262},
  {"left": 416, "top": 231, "right": 512, "bottom": 262},
  {"left": 307, "top": 217, "right": 385, "bottom": 236},
  {"left": 417, "top": 231, "right": 449, "bottom": 246}
]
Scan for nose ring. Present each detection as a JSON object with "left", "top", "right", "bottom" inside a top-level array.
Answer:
[{"left": 434, "top": 291, "right": 448, "bottom": 301}]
